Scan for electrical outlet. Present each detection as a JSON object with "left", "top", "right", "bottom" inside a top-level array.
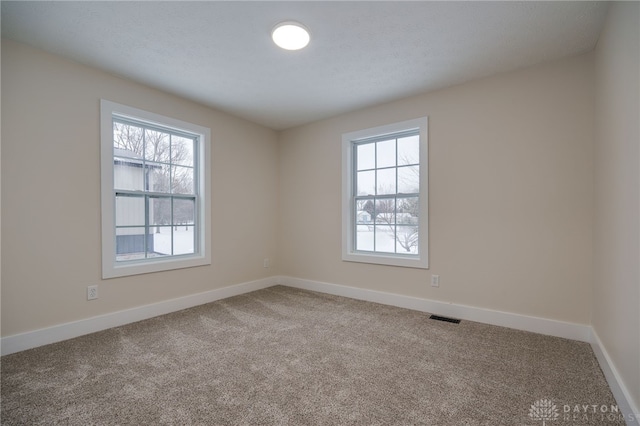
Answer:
[
  {"left": 431, "top": 275, "right": 440, "bottom": 287},
  {"left": 87, "top": 285, "right": 98, "bottom": 300},
  {"left": 263, "top": 258, "right": 270, "bottom": 268}
]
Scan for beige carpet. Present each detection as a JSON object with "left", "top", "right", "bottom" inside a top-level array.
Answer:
[{"left": 1, "top": 286, "right": 624, "bottom": 425}]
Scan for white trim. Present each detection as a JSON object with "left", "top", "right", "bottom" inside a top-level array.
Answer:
[
  {"left": 100, "top": 99, "right": 212, "bottom": 279},
  {"left": 279, "top": 276, "right": 591, "bottom": 341},
  {"left": 590, "top": 329, "right": 640, "bottom": 425},
  {"left": 341, "top": 117, "right": 429, "bottom": 269},
  {"left": 1, "top": 277, "right": 277, "bottom": 356}
]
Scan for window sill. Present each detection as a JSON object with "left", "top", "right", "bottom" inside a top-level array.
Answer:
[
  {"left": 342, "top": 251, "right": 428, "bottom": 269},
  {"left": 102, "top": 254, "right": 211, "bottom": 279}
]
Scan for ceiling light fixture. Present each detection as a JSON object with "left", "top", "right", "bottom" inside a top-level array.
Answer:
[{"left": 272, "top": 21, "right": 310, "bottom": 51}]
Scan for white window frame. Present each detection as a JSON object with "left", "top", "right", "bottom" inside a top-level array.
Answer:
[
  {"left": 100, "top": 99, "right": 211, "bottom": 278},
  {"left": 342, "top": 117, "right": 429, "bottom": 269}
]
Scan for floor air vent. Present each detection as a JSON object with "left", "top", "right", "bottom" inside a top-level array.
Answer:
[{"left": 429, "top": 315, "right": 461, "bottom": 324}]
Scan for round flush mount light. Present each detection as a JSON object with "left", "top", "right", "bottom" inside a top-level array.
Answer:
[{"left": 272, "top": 21, "right": 310, "bottom": 50}]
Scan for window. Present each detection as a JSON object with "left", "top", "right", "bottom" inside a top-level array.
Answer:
[
  {"left": 342, "top": 117, "right": 428, "bottom": 268},
  {"left": 101, "top": 100, "right": 211, "bottom": 278}
]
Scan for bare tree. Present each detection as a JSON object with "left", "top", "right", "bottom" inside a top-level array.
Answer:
[
  {"left": 396, "top": 226, "right": 419, "bottom": 252},
  {"left": 113, "top": 122, "right": 191, "bottom": 167},
  {"left": 374, "top": 196, "right": 419, "bottom": 253},
  {"left": 114, "top": 123, "right": 139, "bottom": 151}
]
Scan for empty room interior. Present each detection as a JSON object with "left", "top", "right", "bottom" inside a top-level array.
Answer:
[{"left": 1, "top": 1, "right": 639, "bottom": 425}]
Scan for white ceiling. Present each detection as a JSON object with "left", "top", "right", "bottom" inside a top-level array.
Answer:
[{"left": 1, "top": 1, "right": 609, "bottom": 130}]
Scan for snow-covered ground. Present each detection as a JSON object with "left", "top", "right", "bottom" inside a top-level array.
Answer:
[
  {"left": 118, "top": 227, "right": 417, "bottom": 259},
  {"left": 153, "top": 226, "right": 194, "bottom": 255},
  {"left": 356, "top": 227, "right": 418, "bottom": 254},
  {"left": 116, "top": 227, "right": 194, "bottom": 261}
]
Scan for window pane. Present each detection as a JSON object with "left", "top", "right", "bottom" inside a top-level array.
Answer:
[
  {"left": 174, "top": 198, "right": 195, "bottom": 225},
  {"left": 398, "top": 165, "right": 419, "bottom": 194},
  {"left": 151, "top": 226, "right": 173, "bottom": 256},
  {"left": 375, "top": 198, "right": 395, "bottom": 225},
  {"left": 357, "top": 143, "right": 375, "bottom": 171},
  {"left": 114, "top": 158, "right": 144, "bottom": 191},
  {"left": 150, "top": 197, "right": 171, "bottom": 226},
  {"left": 397, "top": 197, "right": 419, "bottom": 224},
  {"left": 356, "top": 225, "right": 374, "bottom": 251},
  {"left": 376, "top": 139, "right": 396, "bottom": 168},
  {"left": 116, "top": 226, "right": 147, "bottom": 261},
  {"left": 356, "top": 170, "right": 375, "bottom": 196},
  {"left": 356, "top": 199, "right": 374, "bottom": 224},
  {"left": 376, "top": 168, "right": 396, "bottom": 195},
  {"left": 148, "top": 163, "right": 171, "bottom": 193},
  {"left": 397, "top": 135, "right": 419, "bottom": 166},
  {"left": 144, "top": 129, "right": 170, "bottom": 163},
  {"left": 396, "top": 226, "right": 419, "bottom": 254},
  {"left": 113, "top": 122, "right": 144, "bottom": 157},
  {"left": 173, "top": 225, "right": 195, "bottom": 255},
  {"left": 356, "top": 198, "right": 369, "bottom": 211},
  {"left": 172, "top": 136, "right": 194, "bottom": 166},
  {"left": 115, "top": 195, "right": 144, "bottom": 226},
  {"left": 374, "top": 226, "right": 396, "bottom": 253},
  {"left": 172, "top": 166, "right": 194, "bottom": 194}
]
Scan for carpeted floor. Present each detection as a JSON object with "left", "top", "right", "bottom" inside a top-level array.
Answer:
[{"left": 1, "top": 286, "right": 625, "bottom": 425}]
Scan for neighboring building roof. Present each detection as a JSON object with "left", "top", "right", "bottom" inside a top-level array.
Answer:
[
  {"left": 114, "top": 147, "right": 143, "bottom": 159},
  {"left": 114, "top": 148, "right": 161, "bottom": 169}
]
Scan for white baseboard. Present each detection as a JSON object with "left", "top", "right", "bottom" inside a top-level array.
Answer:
[
  {"left": 1, "top": 277, "right": 278, "bottom": 356},
  {"left": 590, "top": 329, "right": 640, "bottom": 425},
  {"left": 279, "top": 276, "right": 591, "bottom": 341}
]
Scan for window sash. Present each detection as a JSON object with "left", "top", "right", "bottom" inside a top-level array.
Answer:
[
  {"left": 112, "top": 118, "right": 198, "bottom": 195},
  {"left": 114, "top": 192, "right": 198, "bottom": 259}
]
